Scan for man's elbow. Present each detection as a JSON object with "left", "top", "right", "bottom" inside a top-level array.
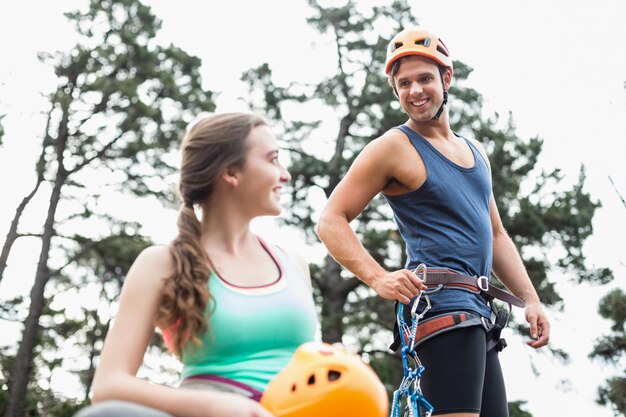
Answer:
[
  {"left": 316, "top": 207, "right": 342, "bottom": 244},
  {"left": 316, "top": 209, "right": 330, "bottom": 242}
]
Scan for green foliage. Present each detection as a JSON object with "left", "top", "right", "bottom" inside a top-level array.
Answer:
[
  {"left": 1, "top": 222, "right": 156, "bottom": 411},
  {"left": 598, "top": 289, "right": 626, "bottom": 332},
  {"left": 453, "top": 85, "right": 611, "bottom": 306},
  {"left": 68, "top": 221, "right": 153, "bottom": 283},
  {"left": 590, "top": 288, "right": 626, "bottom": 416},
  {"left": 39, "top": 0, "right": 215, "bottom": 203},
  {"left": 0, "top": 346, "right": 13, "bottom": 411},
  {"left": 3, "top": 0, "right": 216, "bottom": 415},
  {"left": 238, "top": 0, "right": 609, "bottom": 400},
  {"left": 46, "top": 400, "right": 88, "bottom": 417},
  {"left": 597, "top": 377, "right": 626, "bottom": 417},
  {"left": 509, "top": 400, "right": 534, "bottom": 417},
  {"left": 368, "top": 351, "right": 403, "bottom": 398},
  {"left": 243, "top": 0, "right": 605, "bottom": 328},
  {"left": 0, "top": 345, "right": 85, "bottom": 417}
]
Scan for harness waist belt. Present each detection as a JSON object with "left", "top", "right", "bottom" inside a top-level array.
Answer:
[
  {"left": 406, "top": 312, "right": 481, "bottom": 347},
  {"left": 424, "top": 269, "right": 526, "bottom": 308}
]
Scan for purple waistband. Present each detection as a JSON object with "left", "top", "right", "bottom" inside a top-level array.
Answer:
[{"left": 182, "top": 374, "right": 263, "bottom": 402}]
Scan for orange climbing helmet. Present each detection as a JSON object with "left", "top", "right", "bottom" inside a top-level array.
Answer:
[
  {"left": 385, "top": 27, "right": 452, "bottom": 74},
  {"left": 260, "top": 342, "right": 389, "bottom": 417}
]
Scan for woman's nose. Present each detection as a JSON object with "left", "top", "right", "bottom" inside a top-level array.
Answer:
[{"left": 280, "top": 164, "right": 291, "bottom": 183}]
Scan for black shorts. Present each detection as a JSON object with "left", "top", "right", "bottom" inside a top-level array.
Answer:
[{"left": 415, "top": 325, "right": 509, "bottom": 416}]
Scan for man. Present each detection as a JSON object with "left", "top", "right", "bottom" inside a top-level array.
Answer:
[{"left": 316, "top": 27, "right": 550, "bottom": 417}]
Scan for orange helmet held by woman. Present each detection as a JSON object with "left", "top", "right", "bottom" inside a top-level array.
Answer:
[
  {"left": 260, "top": 342, "right": 389, "bottom": 417},
  {"left": 385, "top": 27, "right": 452, "bottom": 74}
]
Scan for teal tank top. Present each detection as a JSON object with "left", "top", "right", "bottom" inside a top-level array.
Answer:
[{"left": 179, "top": 239, "right": 318, "bottom": 392}]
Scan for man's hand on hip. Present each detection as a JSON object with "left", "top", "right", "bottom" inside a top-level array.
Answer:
[{"left": 371, "top": 269, "right": 428, "bottom": 304}]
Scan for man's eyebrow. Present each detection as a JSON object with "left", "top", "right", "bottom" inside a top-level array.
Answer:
[{"left": 398, "top": 71, "right": 435, "bottom": 81}]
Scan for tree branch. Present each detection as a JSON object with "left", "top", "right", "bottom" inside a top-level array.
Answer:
[{"left": 608, "top": 176, "right": 626, "bottom": 208}]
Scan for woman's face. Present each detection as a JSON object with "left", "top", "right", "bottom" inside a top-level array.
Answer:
[{"left": 235, "top": 125, "right": 291, "bottom": 217}]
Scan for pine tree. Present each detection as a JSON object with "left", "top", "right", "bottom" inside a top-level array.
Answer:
[
  {"left": 590, "top": 288, "right": 626, "bottom": 416},
  {"left": 240, "top": 0, "right": 610, "bottom": 396},
  {"left": 1, "top": 1, "right": 215, "bottom": 415}
]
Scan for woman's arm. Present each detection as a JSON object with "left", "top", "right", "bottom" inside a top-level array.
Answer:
[{"left": 90, "top": 245, "right": 274, "bottom": 417}]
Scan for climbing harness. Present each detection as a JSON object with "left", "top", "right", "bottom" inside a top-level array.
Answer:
[
  {"left": 390, "top": 263, "right": 434, "bottom": 417},
  {"left": 390, "top": 265, "right": 524, "bottom": 352},
  {"left": 390, "top": 263, "right": 520, "bottom": 416},
  {"left": 420, "top": 269, "right": 525, "bottom": 308}
]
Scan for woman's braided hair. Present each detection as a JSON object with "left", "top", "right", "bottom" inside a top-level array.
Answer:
[{"left": 156, "top": 113, "right": 266, "bottom": 355}]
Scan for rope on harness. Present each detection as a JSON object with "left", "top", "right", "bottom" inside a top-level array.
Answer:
[{"left": 390, "top": 264, "right": 434, "bottom": 417}]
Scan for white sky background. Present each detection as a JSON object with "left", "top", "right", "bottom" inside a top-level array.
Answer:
[{"left": 1, "top": 1, "right": 625, "bottom": 416}]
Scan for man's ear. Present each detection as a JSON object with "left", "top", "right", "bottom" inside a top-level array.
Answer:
[{"left": 443, "top": 67, "right": 453, "bottom": 91}]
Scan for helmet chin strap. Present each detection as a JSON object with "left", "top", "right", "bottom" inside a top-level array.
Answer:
[{"left": 431, "top": 89, "right": 448, "bottom": 121}]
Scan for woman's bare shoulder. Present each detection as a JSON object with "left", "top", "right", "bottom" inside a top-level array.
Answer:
[{"left": 124, "top": 244, "right": 175, "bottom": 289}]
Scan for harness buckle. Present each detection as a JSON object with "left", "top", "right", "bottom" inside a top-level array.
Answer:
[{"left": 477, "top": 275, "right": 490, "bottom": 292}]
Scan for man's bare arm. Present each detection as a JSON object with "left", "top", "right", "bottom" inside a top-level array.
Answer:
[
  {"left": 317, "top": 135, "right": 426, "bottom": 303},
  {"left": 490, "top": 196, "right": 550, "bottom": 348}
]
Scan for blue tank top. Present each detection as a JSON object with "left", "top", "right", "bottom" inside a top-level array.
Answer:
[{"left": 383, "top": 125, "right": 493, "bottom": 318}]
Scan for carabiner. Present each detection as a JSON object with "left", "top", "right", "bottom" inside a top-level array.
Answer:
[{"left": 411, "top": 263, "right": 431, "bottom": 319}]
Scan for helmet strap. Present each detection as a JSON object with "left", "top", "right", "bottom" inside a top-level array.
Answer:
[{"left": 432, "top": 89, "right": 448, "bottom": 121}]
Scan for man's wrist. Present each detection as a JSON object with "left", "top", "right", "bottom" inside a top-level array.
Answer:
[
  {"left": 360, "top": 265, "right": 387, "bottom": 288},
  {"left": 520, "top": 292, "right": 541, "bottom": 306}
]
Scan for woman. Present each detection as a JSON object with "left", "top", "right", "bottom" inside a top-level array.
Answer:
[{"left": 76, "top": 113, "right": 318, "bottom": 417}]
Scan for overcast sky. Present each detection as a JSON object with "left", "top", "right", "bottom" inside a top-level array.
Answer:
[{"left": 1, "top": 1, "right": 625, "bottom": 416}]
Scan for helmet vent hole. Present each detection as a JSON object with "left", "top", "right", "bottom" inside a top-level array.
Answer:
[
  {"left": 415, "top": 38, "right": 430, "bottom": 47},
  {"left": 291, "top": 383, "right": 296, "bottom": 392},
  {"left": 437, "top": 45, "right": 449, "bottom": 57},
  {"left": 393, "top": 42, "right": 403, "bottom": 52},
  {"left": 328, "top": 370, "right": 342, "bottom": 381},
  {"left": 307, "top": 374, "right": 316, "bottom": 385}
]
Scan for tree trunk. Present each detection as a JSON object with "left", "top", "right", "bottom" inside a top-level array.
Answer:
[
  {"left": 0, "top": 183, "right": 43, "bottom": 282},
  {"left": 82, "top": 312, "right": 110, "bottom": 402},
  {"left": 319, "top": 257, "right": 346, "bottom": 343},
  {"left": 0, "top": 106, "right": 53, "bottom": 283},
  {"left": 325, "top": 114, "right": 354, "bottom": 196},
  {"left": 318, "top": 255, "right": 364, "bottom": 343},
  {"left": 4, "top": 176, "right": 64, "bottom": 417}
]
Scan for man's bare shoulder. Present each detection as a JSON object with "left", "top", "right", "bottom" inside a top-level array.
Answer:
[
  {"left": 365, "top": 127, "right": 409, "bottom": 154},
  {"left": 466, "top": 136, "right": 485, "bottom": 150},
  {"left": 466, "top": 136, "right": 491, "bottom": 168}
]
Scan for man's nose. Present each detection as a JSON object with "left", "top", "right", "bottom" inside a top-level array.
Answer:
[{"left": 409, "top": 81, "right": 422, "bottom": 95}]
